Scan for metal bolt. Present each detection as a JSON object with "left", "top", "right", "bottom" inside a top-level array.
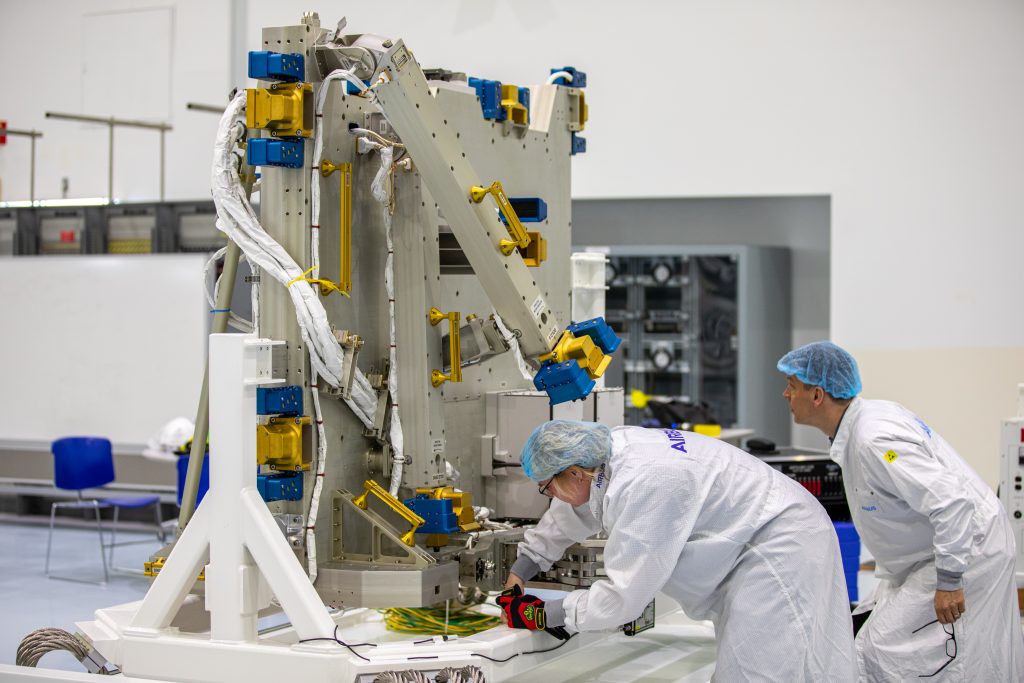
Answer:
[{"left": 382, "top": 39, "right": 393, "bottom": 48}]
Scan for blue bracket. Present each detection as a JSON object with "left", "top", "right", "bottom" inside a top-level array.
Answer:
[
  {"left": 404, "top": 495, "right": 459, "bottom": 534},
  {"left": 247, "top": 138, "right": 304, "bottom": 169},
  {"left": 571, "top": 133, "right": 587, "bottom": 156},
  {"left": 468, "top": 77, "right": 506, "bottom": 121},
  {"left": 517, "top": 86, "right": 530, "bottom": 116},
  {"left": 568, "top": 317, "right": 621, "bottom": 354},
  {"left": 257, "top": 471, "right": 303, "bottom": 502},
  {"left": 248, "top": 51, "right": 304, "bottom": 82},
  {"left": 549, "top": 66, "right": 587, "bottom": 88},
  {"left": 256, "top": 385, "right": 304, "bottom": 416},
  {"left": 534, "top": 360, "right": 596, "bottom": 406},
  {"left": 533, "top": 317, "right": 620, "bottom": 405},
  {"left": 499, "top": 197, "right": 547, "bottom": 225}
]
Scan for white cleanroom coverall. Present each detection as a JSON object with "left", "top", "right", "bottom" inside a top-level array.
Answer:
[
  {"left": 513, "top": 426, "right": 857, "bottom": 682},
  {"left": 832, "top": 397, "right": 1024, "bottom": 681}
]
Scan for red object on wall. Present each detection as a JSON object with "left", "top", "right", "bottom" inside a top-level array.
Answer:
[
  {"left": 0, "top": 120, "right": 7, "bottom": 145},
  {"left": 60, "top": 230, "right": 76, "bottom": 243}
]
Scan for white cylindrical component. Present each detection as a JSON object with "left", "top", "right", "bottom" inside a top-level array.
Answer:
[{"left": 571, "top": 252, "right": 609, "bottom": 388}]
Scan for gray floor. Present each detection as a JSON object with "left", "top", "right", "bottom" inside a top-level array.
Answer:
[{"left": 0, "top": 520, "right": 162, "bottom": 673}]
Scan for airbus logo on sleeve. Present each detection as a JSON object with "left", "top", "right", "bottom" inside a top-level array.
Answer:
[{"left": 662, "top": 429, "right": 688, "bottom": 453}]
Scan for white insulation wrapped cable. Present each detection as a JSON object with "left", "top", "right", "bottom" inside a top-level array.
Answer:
[
  {"left": 492, "top": 311, "right": 536, "bottom": 381},
  {"left": 203, "top": 246, "right": 253, "bottom": 332},
  {"left": 305, "top": 367, "right": 327, "bottom": 582},
  {"left": 546, "top": 70, "right": 574, "bottom": 85},
  {"left": 370, "top": 146, "right": 406, "bottom": 496},
  {"left": 210, "top": 93, "right": 378, "bottom": 428}
]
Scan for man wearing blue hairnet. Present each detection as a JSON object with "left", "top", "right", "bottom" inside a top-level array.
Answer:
[
  {"left": 502, "top": 419, "right": 856, "bottom": 681},
  {"left": 778, "top": 341, "right": 1024, "bottom": 681}
]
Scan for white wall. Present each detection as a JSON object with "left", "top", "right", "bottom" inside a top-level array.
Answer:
[
  {"left": 0, "top": 0, "right": 232, "bottom": 202},
  {"left": 2, "top": 0, "right": 1021, "bottom": 485}
]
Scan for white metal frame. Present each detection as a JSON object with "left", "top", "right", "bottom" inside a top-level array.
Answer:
[{"left": 47, "top": 334, "right": 595, "bottom": 681}]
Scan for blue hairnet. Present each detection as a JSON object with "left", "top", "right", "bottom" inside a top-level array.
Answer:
[
  {"left": 520, "top": 420, "right": 612, "bottom": 481},
  {"left": 777, "top": 341, "right": 862, "bottom": 399}
]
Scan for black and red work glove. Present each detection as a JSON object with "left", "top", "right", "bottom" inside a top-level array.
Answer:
[
  {"left": 496, "top": 585, "right": 571, "bottom": 640},
  {"left": 498, "top": 585, "right": 547, "bottom": 630}
]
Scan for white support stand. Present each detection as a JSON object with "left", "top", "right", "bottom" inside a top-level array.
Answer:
[
  {"left": 77, "top": 335, "right": 361, "bottom": 681},
  {"left": 129, "top": 335, "right": 334, "bottom": 641},
  {"left": 5, "top": 342, "right": 636, "bottom": 681}
]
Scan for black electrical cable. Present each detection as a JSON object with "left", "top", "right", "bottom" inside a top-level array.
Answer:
[
  {"left": 469, "top": 632, "right": 576, "bottom": 663},
  {"left": 300, "top": 623, "right": 576, "bottom": 666},
  {"left": 298, "top": 625, "right": 378, "bottom": 662}
]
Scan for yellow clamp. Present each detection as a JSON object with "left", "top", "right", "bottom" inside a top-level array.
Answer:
[
  {"left": 539, "top": 329, "right": 612, "bottom": 381},
  {"left": 144, "top": 557, "right": 205, "bottom": 582},
  {"left": 246, "top": 82, "right": 313, "bottom": 138},
  {"left": 353, "top": 479, "right": 425, "bottom": 546},
  {"left": 319, "top": 159, "right": 353, "bottom": 296},
  {"left": 568, "top": 89, "right": 587, "bottom": 133},
  {"left": 429, "top": 307, "right": 462, "bottom": 387},
  {"left": 469, "top": 181, "right": 531, "bottom": 257},
  {"left": 500, "top": 84, "right": 529, "bottom": 126},
  {"left": 256, "top": 416, "right": 310, "bottom": 471}
]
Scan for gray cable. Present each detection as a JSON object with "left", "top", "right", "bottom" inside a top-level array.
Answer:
[{"left": 16, "top": 628, "right": 111, "bottom": 674}]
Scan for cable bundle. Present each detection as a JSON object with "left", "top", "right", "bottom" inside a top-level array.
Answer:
[
  {"left": 381, "top": 606, "right": 502, "bottom": 637},
  {"left": 16, "top": 628, "right": 111, "bottom": 674}
]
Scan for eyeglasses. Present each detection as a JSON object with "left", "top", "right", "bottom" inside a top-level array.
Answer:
[
  {"left": 537, "top": 477, "right": 556, "bottom": 497},
  {"left": 911, "top": 619, "right": 956, "bottom": 678}
]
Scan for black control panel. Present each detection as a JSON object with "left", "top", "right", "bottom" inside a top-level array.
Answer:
[{"left": 756, "top": 450, "right": 850, "bottom": 521}]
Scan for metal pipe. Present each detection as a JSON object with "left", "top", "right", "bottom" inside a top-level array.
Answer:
[
  {"left": 186, "top": 102, "right": 227, "bottom": 114},
  {"left": 178, "top": 239, "right": 243, "bottom": 532},
  {"left": 45, "top": 113, "right": 172, "bottom": 204},
  {"left": 29, "top": 135, "right": 36, "bottom": 204},
  {"left": 108, "top": 120, "right": 114, "bottom": 204},
  {"left": 3, "top": 129, "right": 43, "bottom": 205},
  {"left": 44, "top": 111, "right": 172, "bottom": 131}
]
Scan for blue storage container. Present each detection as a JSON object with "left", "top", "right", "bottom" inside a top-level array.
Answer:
[
  {"left": 176, "top": 452, "right": 210, "bottom": 508},
  {"left": 833, "top": 522, "right": 861, "bottom": 603}
]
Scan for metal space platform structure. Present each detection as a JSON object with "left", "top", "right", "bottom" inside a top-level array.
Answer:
[{"left": 6, "top": 11, "right": 638, "bottom": 683}]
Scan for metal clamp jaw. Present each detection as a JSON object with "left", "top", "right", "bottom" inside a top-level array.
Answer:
[
  {"left": 469, "top": 181, "right": 531, "bottom": 256},
  {"left": 429, "top": 307, "right": 462, "bottom": 387},
  {"left": 352, "top": 479, "right": 425, "bottom": 546}
]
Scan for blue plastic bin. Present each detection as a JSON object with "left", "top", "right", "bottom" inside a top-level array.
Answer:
[{"left": 176, "top": 453, "right": 210, "bottom": 508}]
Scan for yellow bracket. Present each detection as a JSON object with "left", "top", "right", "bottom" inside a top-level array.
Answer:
[
  {"left": 539, "top": 330, "right": 612, "bottom": 381},
  {"left": 144, "top": 556, "right": 205, "bottom": 582},
  {"left": 568, "top": 89, "right": 588, "bottom": 133},
  {"left": 319, "top": 159, "right": 353, "bottom": 295},
  {"left": 246, "top": 82, "right": 313, "bottom": 138},
  {"left": 352, "top": 479, "right": 425, "bottom": 546},
  {"left": 429, "top": 307, "right": 462, "bottom": 387},
  {"left": 520, "top": 231, "right": 547, "bottom": 267},
  {"left": 469, "top": 181, "right": 531, "bottom": 257},
  {"left": 256, "top": 416, "right": 310, "bottom": 471},
  {"left": 500, "top": 84, "right": 529, "bottom": 126}
]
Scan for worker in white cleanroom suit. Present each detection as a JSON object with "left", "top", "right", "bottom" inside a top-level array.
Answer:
[
  {"left": 778, "top": 341, "right": 1024, "bottom": 681},
  {"left": 500, "top": 420, "right": 857, "bottom": 682}
]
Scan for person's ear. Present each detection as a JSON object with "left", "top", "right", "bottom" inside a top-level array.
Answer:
[{"left": 813, "top": 386, "right": 825, "bottom": 406}]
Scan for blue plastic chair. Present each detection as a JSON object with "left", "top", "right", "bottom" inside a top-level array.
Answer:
[{"left": 46, "top": 437, "right": 162, "bottom": 584}]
